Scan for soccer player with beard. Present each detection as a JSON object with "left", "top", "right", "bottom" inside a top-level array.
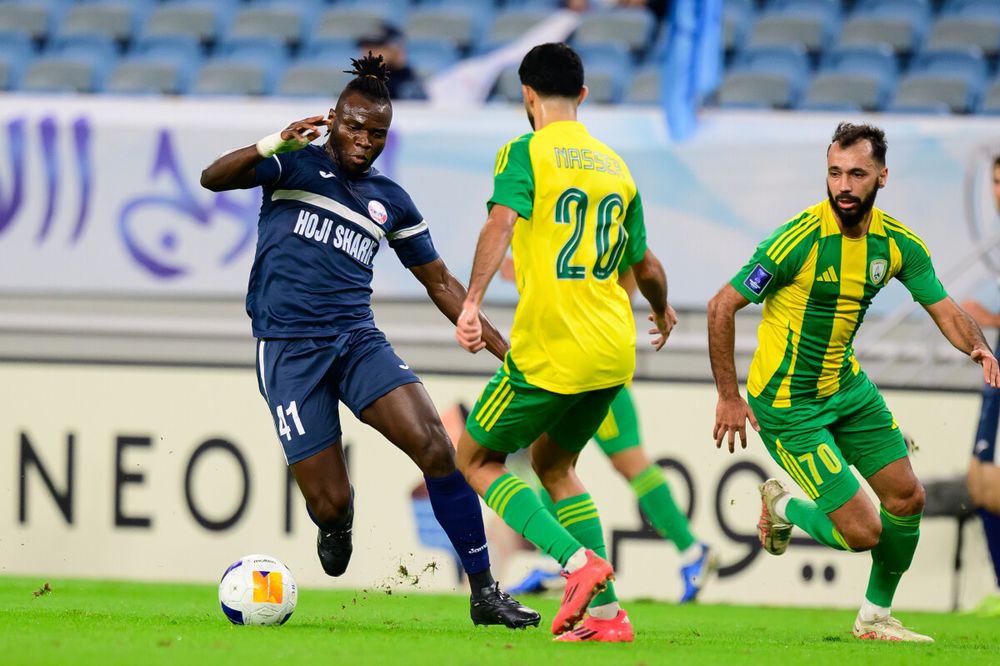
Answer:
[
  {"left": 707, "top": 122, "right": 1000, "bottom": 642},
  {"left": 200, "top": 54, "right": 538, "bottom": 629}
]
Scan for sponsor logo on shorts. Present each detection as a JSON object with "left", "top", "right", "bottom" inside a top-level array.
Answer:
[{"left": 744, "top": 264, "right": 773, "bottom": 295}]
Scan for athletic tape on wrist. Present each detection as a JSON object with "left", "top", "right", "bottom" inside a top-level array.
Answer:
[{"left": 255, "top": 131, "right": 309, "bottom": 158}]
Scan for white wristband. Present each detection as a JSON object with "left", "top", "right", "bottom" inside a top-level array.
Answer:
[{"left": 255, "top": 131, "right": 309, "bottom": 158}]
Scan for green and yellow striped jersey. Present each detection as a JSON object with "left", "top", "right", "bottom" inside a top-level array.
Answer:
[
  {"left": 731, "top": 199, "right": 948, "bottom": 407},
  {"left": 489, "top": 120, "right": 647, "bottom": 394}
]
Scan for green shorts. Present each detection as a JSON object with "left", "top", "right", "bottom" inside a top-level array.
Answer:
[
  {"left": 749, "top": 373, "right": 907, "bottom": 514},
  {"left": 466, "top": 355, "right": 624, "bottom": 454},
  {"left": 593, "top": 386, "right": 641, "bottom": 455}
]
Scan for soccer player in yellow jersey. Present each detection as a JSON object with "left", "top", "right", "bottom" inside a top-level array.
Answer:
[
  {"left": 708, "top": 122, "right": 1000, "bottom": 642},
  {"left": 453, "top": 43, "right": 674, "bottom": 642}
]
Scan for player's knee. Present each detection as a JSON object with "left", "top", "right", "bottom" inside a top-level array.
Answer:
[
  {"left": 843, "top": 521, "right": 882, "bottom": 552},
  {"left": 882, "top": 481, "right": 926, "bottom": 518},
  {"left": 306, "top": 487, "right": 352, "bottom": 527},
  {"left": 410, "top": 423, "right": 457, "bottom": 476}
]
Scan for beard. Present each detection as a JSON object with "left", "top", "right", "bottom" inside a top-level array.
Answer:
[
  {"left": 827, "top": 184, "right": 878, "bottom": 228},
  {"left": 525, "top": 105, "right": 535, "bottom": 130}
]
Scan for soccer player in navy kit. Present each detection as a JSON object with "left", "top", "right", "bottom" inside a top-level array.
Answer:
[{"left": 200, "top": 54, "right": 539, "bottom": 629}]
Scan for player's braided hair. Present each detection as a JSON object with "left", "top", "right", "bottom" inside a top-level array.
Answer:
[{"left": 342, "top": 51, "right": 391, "bottom": 103}]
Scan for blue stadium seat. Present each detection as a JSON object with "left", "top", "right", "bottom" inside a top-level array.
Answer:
[
  {"left": 747, "top": 0, "right": 841, "bottom": 54},
  {"left": 624, "top": 65, "right": 660, "bottom": 105},
  {"left": 884, "top": 99, "right": 953, "bottom": 115},
  {"left": 304, "top": 6, "right": 397, "bottom": 49},
  {"left": 223, "top": 4, "right": 305, "bottom": 48},
  {"left": 190, "top": 53, "right": 286, "bottom": 96},
  {"left": 57, "top": 1, "right": 152, "bottom": 43},
  {"left": 941, "top": 0, "right": 1000, "bottom": 19},
  {"left": 407, "top": 40, "right": 460, "bottom": 79},
  {"left": 0, "top": 31, "right": 35, "bottom": 91},
  {"left": 275, "top": 63, "right": 354, "bottom": 99},
  {"left": 718, "top": 44, "right": 811, "bottom": 108},
  {"left": 821, "top": 44, "right": 899, "bottom": 84},
  {"left": 0, "top": 2, "right": 55, "bottom": 41},
  {"left": 215, "top": 39, "right": 290, "bottom": 64},
  {"left": 132, "top": 34, "right": 207, "bottom": 60},
  {"left": 573, "top": 8, "right": 657, "bottom": 54},
  {"left": 837, "top": 0, "right": 932, "bottom": 56},
  {"left": 483, "top": 8, "right": 550, "bottom": 52},
  {"left": 890, "top": 72, "right": 979, "bottom": 113},
  {"left": 723, "top": 1, "right": 752, "bottom": 54},
  {"left": 140, "top": 2, "right": 230, "bottom": 46},
  {"left": 978, "top": 77, "right": 1000, "bottom": 114},
  {"left": 46, "top": 34, "right": 119, "bottom": 85},
  {"left": 299, "top": 39, "right": 357, "bottom": 68},
  {"left": 924, "top": 11, "right": 1000, "bottom": 58},
  {"left": 404, "top": 6, "right": 483, "bottom": 51},
  {"left": 19, "top": 55, "right": 102, "bottom": 93},
  {"left": 104, "top": 53, "right": 197, "bottom": 95},
  {"left": 799, "top": 71, "right": 890, "bottom": 111}
]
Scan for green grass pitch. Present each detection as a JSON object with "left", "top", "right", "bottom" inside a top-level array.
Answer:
[{"left": 2, "top": 576, "right": 998, "bottom": 665}]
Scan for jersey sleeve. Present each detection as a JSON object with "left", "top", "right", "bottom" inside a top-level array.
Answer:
[
  {"left": 253, "top": 154, "right": 287, "bottom": 188},
  {"left": 730, "top": 220, "right": 810, "bottom": 304},
  {"left": 894, "top": 232, "right": 948, "bottom": 305},
  {"left": 620, "top": 190, "right": 648, "bottom": 268},
  {"left": 388, "top": 193, "right": 439, "bottom": 268},
  {"left": 487, "top": 134, "right": 534, "bottom": 220}
]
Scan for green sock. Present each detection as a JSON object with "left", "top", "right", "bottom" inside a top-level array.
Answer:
[
  {"left": 484, "top": 474, "right": 581, "bottom": 566},
  {"left": 553, "top": 493, "right": 617, "bottom": 607},
  {"left": 785, "top": 498, "right": 853, "bottom": 551},
  {"left": 630, "top": 465, "right": 697, "bottom": 551},
  {"left": 865, "top": 506, "right": 921, "bottom": 607}
]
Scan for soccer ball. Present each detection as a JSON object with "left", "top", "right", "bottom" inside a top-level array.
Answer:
[{"left": 218, "top": 554, "right": 297, "bottom": 626}]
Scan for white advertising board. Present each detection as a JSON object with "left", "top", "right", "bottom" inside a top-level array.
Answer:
[{"left": 1, "top": 362, "right": 994, "bottom": 610}]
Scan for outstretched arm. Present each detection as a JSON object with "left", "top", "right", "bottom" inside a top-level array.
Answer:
[
  {"left": 925, "top": 296, "right": 1000, "bottom": 388},
  {"left": 200, "top": 115, "right": 330, "bottom": 191},
  {"left": 410, "top": 257, "right": 509, "bottom": 361},
  {"left": 455, "top": 205, "right": 518, "bottom": 353},
  {"left": 630, "top": 249, "right": 676, "bottom": 351},
  {"left": 707, "top": 283, "right": 759, "bottom": 451}
]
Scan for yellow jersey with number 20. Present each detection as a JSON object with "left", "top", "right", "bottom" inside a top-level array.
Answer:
[{"left": 488, "top": 120, "right": 648, "bottom": 394}]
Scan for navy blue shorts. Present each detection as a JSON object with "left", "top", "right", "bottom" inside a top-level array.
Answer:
[{"left": 255, "top": 327, "right": 420, "bottom": 464}]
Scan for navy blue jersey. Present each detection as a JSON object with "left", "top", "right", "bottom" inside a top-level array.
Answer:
[{"left": 248, "top": 144, "right": 438, "bottom": 338}]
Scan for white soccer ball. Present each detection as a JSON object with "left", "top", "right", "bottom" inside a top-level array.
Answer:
[{"left": 218, "top": 554, "right": 297, "bottom": 626}]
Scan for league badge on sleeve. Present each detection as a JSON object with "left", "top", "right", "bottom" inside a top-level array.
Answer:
[{"left": 744, "top": 263, "right": 774, "bottom": 296}]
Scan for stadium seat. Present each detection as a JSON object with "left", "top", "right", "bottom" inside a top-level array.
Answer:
[
  {"left": 941, "top": 0, "right": 1000, "bottom": 19},
  {"left": 0, "top": 3, "right": 53, "bottom": 41},
  {"left": 484, "top": 9, "right": 550, "bottom": 51},
  {"left": 190, "top": 46, "right": 286, "bottom": 96},
  {"left": 573, "top": 8, "right": 657, "bottom": 54},
  {"left": 722, "top": 1, "right": 751, "bottom": 54},
  {"left": 889, "top": 73, "right": 977, "bottom": 113},
  {"left": 301, "top": 41, "right": 358, "bottom": 70},
  {"left": 747, "top": 1, "right": 841, "bottom": 54},
  {"left": 909, "top": 48, "right": 988, "bottom": 88},
  {"left": 884, "top": 99, "right": 953, "bottom": 114},
  {"left": 822, "top": 44, "right": 899, "bottom": 77},
  {"left": 275, "top": 63, "right": 354, "bottom": 99},
  {"left": 57, "top": 1, "right": 149, "bottom": 43},
  {"left": 923, "top": 14, "right": 1000, "bottom": 58},
  {"left": 624, "top": 65, "right": 660, "bottom": 105},
  {"left": 19, "top": 56, "right": 100, "bottom": 93},
  {"left": 407, "top": 40, "right": 460, "bottom": 79},
  {"left": 799, "top": 72, "right": 888, "bottom": 111},
  {"left": 305, "top": 7, "right": 396, "bottom": 48},
  {"left": 718, "top": 45, "right": 811, "bottom": 108},
  {"left": 837, "top": 0, "right": 931, "bottom": 57},
  {"left": 46, "top": 35, "right": 119, "bottom": 85},
  {"left": 131, "top": 34, "right": 206, "bottom": 60},
  {"left": 404, "top": 7, "right": 480, "bottom": 51},
  {"left": 978, "top": 77, "right": 1000, "bottom": 114},
  {"left": 225, "top": 5, "right": 304, "bottom": 48},
  {"left": 104, "top": 55, "right": 189, "bottom": 95},
  {"left": 796, "top": 100, "right": 864, "bottom": 113},
  {"left": 0, "top": 32, "right": 34, "bottom": 92},
  {"left": 141, "top": 2, "right": 228, "bottom": 46},
  {"left": 492, "top": 65, "right": 522, "bottom": 103}
]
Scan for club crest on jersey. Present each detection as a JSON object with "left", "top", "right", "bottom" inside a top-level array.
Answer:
[
  {"left": 869, "top": 259, "right": 887, "bottom": 285},
  {"left": 744, "top": 263, "right": 773, "bottom": 296},
  {"left": 368, "top": 200, "right": 388, "bottom": 226}
]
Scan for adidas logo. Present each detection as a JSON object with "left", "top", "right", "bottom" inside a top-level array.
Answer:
[{"left": 816, "top": 266, "right": 839, "bottom": 282}]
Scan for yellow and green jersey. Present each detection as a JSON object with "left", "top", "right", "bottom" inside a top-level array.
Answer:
[
  {"left": 488, "top": 120, "right": 647, "bottom": 394},
  {"left": 731, "top": 199, "right": 948, "bottom": 407}
]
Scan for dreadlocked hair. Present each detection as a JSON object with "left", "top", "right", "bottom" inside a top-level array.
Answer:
[{"left": 342, "top": 51, "right": 391, "bottom": 103}]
